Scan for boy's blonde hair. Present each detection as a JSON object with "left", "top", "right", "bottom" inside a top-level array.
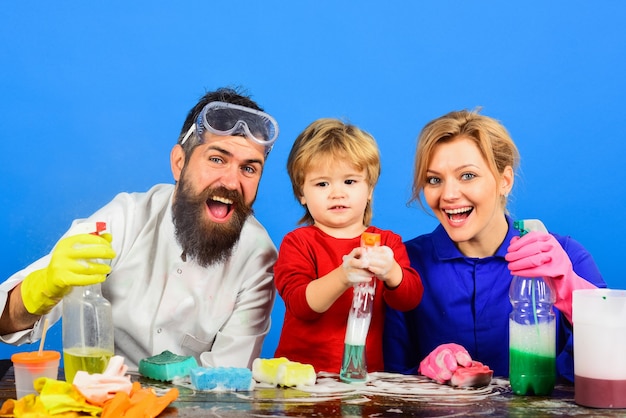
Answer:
[{"left": 287, "top": 118, "right": 381, "bottom": 226}]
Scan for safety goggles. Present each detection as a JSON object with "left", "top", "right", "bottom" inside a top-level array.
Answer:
[{"left": 180, "top": 101, "right": 279, "bottom": 155}]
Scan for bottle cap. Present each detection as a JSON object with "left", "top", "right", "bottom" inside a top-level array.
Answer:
[
  {"left": 513, "top": 219, "right": 547, "bottom": 236},
  {"left": 361, "top": 232, "right": 381, "bottom": 247},
  {"left": 12, "top": 351, "right": 61, "bottom": 364},
  {"left": 68, "top": 222, "right": 108, "bottom": 236}
]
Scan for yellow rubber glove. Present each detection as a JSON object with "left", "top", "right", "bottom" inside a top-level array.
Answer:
[
  {"left": 21, "top": 233, "right": 116, "bottom": 315},
  {"left": 35, "top": 377, "right": 102, "bottom": 416},
  {"left": 0, "top": 378, "right": 103, "bottom": 417}
]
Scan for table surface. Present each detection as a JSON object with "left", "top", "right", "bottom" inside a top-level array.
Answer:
[{"left": 0, "top": 362, "right": 623, "bottom": 417}]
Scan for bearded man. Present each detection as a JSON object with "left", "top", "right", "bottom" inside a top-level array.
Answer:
[{"left": 0, "top": 87, "right": 279, "bottom": 369}]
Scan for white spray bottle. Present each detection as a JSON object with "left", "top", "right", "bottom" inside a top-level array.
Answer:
[{"left": 339, "top": 232, "right": 380, "bottom": 383}]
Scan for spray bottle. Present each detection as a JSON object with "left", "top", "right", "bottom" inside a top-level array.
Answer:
[
  {"left": 508, "top": 219, "right": 556, "bottom": 395},
  {"left": 62, "top": 222, "right": 114, "bottom": 384},
  {"left": 339, "top": 232, "right": 380, "bottom": 383}
]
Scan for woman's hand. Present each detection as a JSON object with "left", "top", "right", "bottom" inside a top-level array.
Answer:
[
  {"left": 418, "top": 343, "right": 472, "bottom": 383},
  {"left": 506, "top": 231, "right": 596, "bottom": 322}
]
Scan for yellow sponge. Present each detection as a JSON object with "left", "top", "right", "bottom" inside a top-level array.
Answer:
[{"left": 252, "top": 357, "right": 316, "bottom": 387}]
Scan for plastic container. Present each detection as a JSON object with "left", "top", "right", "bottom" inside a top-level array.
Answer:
[
  {"left": 339, "top": 279, "right": 376, "bottom": 383},
  {"left": 11, "top": 350, "right": 60, "bottom": 398},
  {"left": 62, "top": 222, "right": 114, "bottom": 383},
  {"left": 339, "top": 232, "right": 380, "bottom": 383},
  {"left": 508, "top": 219, "right": 556, "bottom": 396},
  {"left": 573, "top": 289, "right": 626, "bottom": 408}
]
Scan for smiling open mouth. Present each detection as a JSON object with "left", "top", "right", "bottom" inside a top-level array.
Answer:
[
  {"left": 207, "top": 196, "right": 234, "bottom": 220},
  {"left": 445, "top": 206, "right": 473, "bottom": 222}
]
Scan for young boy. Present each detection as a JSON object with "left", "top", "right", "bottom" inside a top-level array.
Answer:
[{"left": 274, "top": 118, "right": 423, "bottom": 373}]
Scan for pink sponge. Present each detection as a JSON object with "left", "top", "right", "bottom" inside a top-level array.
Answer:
[{"left": 450, "top": 361, "right": 493, "bottom": 387}]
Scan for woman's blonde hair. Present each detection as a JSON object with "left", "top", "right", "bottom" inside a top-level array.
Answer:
[
  {"left": 287, "top": 118, "right": 381, "bottom": 225},
  {"left": 411, "top": 109, "right": 520, "bottom": 210}
]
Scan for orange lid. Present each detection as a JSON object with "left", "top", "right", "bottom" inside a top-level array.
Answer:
[
  {"left": 361, "top": 232, "right": 381, "bottom": 247},
  {"left": 11, "top": 351, "right": 60, "bottom": 364}
]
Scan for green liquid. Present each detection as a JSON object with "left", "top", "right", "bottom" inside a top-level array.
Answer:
[
  {"left": 509, "top": 349, "right": 555, "bottom": 395},
  {"left": 63, "top": 347, "right": 113, "bottom": 384},
  {"left": 340, "top": 344, "right": 367, "bottom": 383}
]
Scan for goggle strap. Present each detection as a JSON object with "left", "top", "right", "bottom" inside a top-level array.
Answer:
[{"left": 180, "top": 124, "right": 196, "bottom": 145}]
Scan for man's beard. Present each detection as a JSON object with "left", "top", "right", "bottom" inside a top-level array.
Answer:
[{"left": 172, "top": 176, "right": 253, "bottom": 268}]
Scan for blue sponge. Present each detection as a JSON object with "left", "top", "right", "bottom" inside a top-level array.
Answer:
[{"left": 190, "top": 366, "right": 254, "bottom": 391}]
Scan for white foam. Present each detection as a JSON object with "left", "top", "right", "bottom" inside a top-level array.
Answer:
[
  {"left": 235, "top": 372, "right": 503, "bottom": 406},
  {"left": 344, "top": 316, "right": 371, "bottom": 345}
]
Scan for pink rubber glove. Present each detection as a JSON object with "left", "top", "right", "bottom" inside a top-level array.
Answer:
[
  {"left": 72, "top": 356, "right": 132, "bottom": 406},
  {"left": 418, "top": 343, "right": 472, "bottom": 384},
  {"left": 505, "top": 231, "right": 596, "bottom": 323}
]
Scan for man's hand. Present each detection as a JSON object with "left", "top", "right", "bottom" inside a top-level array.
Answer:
[{"left": 21, "top": 233, "right": 115, "bottom": 315}]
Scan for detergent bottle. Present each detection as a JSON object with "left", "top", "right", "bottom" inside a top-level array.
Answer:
[
  {"left": 508, "top": 219, "right": 556, "bottom": 395},
  {"left": 62, "top": 222, "right": 114, "bottom": 383},
  {"left": 339, "top": 232, "right": 380, "bottom": 383}
]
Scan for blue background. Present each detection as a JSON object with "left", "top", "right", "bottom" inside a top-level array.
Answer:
[{"left": 1, "top": 1, "right": 625, "bottom": 362}]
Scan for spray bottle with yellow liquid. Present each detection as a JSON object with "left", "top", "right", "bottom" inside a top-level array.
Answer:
[{"left": 62, "top": 222, "right": 114, "bottom": 383}]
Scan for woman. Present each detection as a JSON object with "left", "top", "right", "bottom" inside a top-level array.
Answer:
[{"left": 383, "top": 109, "right": 605, "bottom": 383}]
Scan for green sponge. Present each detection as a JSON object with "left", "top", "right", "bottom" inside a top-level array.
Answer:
[{"left": 139, "top": 350, "right": 199, "bottom": 382}]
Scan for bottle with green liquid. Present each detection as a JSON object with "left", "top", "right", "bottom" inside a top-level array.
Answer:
[
  {"left": 508, "top": 219, "right": 556, "bottom": 395},
  {"left": 339, "top": 232, "right": 380, "bottom": 383},
  {"left": 62, "top": 222, "right": 114, "bottom": 383},
  {"left": 339, "top": 279, "right": 376, "bottom": 382}
]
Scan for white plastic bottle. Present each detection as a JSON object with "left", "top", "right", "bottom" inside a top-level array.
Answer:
[
  {"left": 508, "top": 219, "right": 556, "bottom": 395},
  {"left": 339, "top": 232, "right": 380, "bottom": 383},
  {"left": 62, "top": 222, "right": 114, "bottom": 383}
]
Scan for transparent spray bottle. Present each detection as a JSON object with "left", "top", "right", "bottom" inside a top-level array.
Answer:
[
  {"left": 339, "top": 232, "right": 380, "bottom": 383},
  {"left": 62, "top": 222, "right": 114, "bottom": 383},
  {"left": 508, "top": 219, "right": 556, "bottom": 395}
]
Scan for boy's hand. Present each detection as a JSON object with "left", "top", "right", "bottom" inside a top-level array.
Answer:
[{"left": 342, "top": 248, "right": 373, "bottom": 284}]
